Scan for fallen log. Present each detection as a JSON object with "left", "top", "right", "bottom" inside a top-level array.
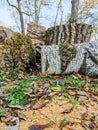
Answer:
[
  {"left": 45, "top": 21, "right": 93, "bottom": 45},
  {"left": 41, "top": 41, "right": 98, "bottom": 77}
]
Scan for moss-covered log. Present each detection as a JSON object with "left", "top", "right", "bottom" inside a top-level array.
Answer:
[{"left": 45, "top": 21, "right": 93, "bottom": 45}]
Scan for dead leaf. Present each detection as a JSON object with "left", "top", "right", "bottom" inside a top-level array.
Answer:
[
  {"left": 1, "top": 116, "right": 13, "bottom": 123},
  {"left": 85, "top": 76, "right": 93, "bottom": 83},
  {"left": 18, "top": 112, "right": 26, "bottom": 120},
  {"left": 29, "top": 101, "right": 49, "bottom": 110},
  {"left": 68, "top": 90, "right": 76, "bottom": 96},
  {"left": 72, "top": 72, "right": 82, "bottom": 79},
  {"left": 81, "top": 121, "right": 95, "bottom": 130},
  {"left": 81, "top": 112, "right": 88, "bottom": 120},
  {"left": 29, "top": 124, "right": 49, "bottom": 130},
  {"left": 8, "top": 105, "right": 23, "bottom": 109},
  {"left": 59, "top": 118, "right": 72, "bottom": 129},
  {"left": 61, "top": 106, "right": 73, "bottom": 114},
  {"left": 77, "top": 91, "right": 87, "bottom": 96}
]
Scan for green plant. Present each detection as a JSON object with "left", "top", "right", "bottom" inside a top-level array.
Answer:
[
  {"left": 0, "top": 71, "right": 7, "bottom": 81},
  {"left": 66, "top": 75, "right": 84, "bottom": 90},
  {"left": 0, "top": 110, "right": 6, "bottom": 116},
  {"left": 9, "top": 87, "right": 29, "bottom": 106},
  {"left": 59, "top": 82, "right": 67, "bottom": 94},
  {"left": 68, "top": 96, "right": 78, "bottom": 105},
  {"left": 19, "top": 78, "right": 34, "bottom": 88},
  {"left": 37, "top": 76, "right": 53, "bottom": 84},
  {"left": 0, "top": 75, "right": 7, "bottom": 81}
]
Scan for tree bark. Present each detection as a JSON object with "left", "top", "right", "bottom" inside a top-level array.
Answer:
[
  {"left": 45, "top": 22, "right": 92, "bottom": 45},
  {"left": 41, "top": 41, "right": 98, "bottom": 77},
  {"left": 71, "top": 0, "right": 79, "bottom": 20},
  {"left": 41, "top": 45, "right": 61, "bottom": 74},
  {"left": 17, "top": 0, "right": 25, "bottom": 35},
  {"left": 7, "top": 0, "right": 25, "bottom": 35}
]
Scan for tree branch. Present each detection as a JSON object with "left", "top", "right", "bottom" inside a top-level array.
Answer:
[{"left": 6, "top": 0, "right": 34, "bottom": 16}]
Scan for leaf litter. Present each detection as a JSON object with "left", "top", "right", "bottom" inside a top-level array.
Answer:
[{"left": 0, "top": 72, "right": 98, "bottom": 130}]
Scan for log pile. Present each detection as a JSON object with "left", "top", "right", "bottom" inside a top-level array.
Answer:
[{"left": 0, "top": 33, "right": 36, "bottom": 72}]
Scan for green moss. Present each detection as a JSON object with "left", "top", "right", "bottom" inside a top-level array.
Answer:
[
  {"left": 59, "top": 43, "right": 77, "bottom": 59},
  {"left": 45, "top": 28, "right": 53, "bottom": 45},
  {"left": 46, "top": 28, "right": 53, "bottom": 36},
  {"left": 45, "top": 40, "right": 50, "bottom": 45},
  {"left": 59, "top": 43, "right": 77, "bottom": 72}
]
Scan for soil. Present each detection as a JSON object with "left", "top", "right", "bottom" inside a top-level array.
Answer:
[{"left": 0, "top": 94, "right": 98, "bottom": 130}]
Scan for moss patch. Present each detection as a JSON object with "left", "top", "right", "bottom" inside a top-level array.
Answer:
[{"left": 59, "top": 43, "right": 77, "bottom": 72}]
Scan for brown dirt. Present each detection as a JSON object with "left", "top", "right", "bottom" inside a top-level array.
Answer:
[{"left": 0, "top": 94, "right": 98, "bottom": 130}]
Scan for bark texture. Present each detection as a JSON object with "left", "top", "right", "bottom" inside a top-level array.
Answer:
[
  {"left": 41, "top": 45, "right": 61, "bottom": 74},
  {"left": 41, "top": 41, "right": 98, "bottom": 77},
  {"left": 71, "top": 0, "right": 79, "bottom": 20},
  {"left": 45, "top": 21, "right": 93, "bottom": 45}
]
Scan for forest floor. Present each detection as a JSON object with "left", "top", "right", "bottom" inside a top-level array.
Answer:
[{"left": 0, "top": 71, "right": 98, "bottom": 130}]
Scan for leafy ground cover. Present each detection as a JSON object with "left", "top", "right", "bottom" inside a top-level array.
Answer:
[{"left": 0, "top": 71, "right": 98, "bottom": 130}]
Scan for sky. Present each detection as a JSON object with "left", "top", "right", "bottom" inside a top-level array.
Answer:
[{"left": 0, "top": 0, "right": 71, "bottom": 32}]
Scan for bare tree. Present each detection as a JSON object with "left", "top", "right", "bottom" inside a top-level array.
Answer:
[{"left": 7, "top": 0, "right": 25, "bottom": 34}]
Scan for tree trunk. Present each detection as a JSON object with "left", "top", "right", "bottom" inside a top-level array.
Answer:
[
  {"left": 41, "top": 41, "right": 98, "bottom": 77},
  {"left": 41, "top": 45, "right": 61, "bottom": 74},
  {"left": 71, "top": 0, "right": 79, "bottom": 20},
  {"left": 45, "top": 22, "right": 92, "bottom": 45},
  {"left": 17, "top": 0, "right": 25, "bottom": 35}
]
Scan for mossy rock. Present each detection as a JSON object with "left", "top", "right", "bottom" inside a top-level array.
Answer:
[{"left": 0, "top": 33, "right": 36, "bottom": 72}]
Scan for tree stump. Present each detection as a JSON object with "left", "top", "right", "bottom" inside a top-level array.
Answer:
[{"left": 41, "top": 41, "right": 98, "bottom": 77}]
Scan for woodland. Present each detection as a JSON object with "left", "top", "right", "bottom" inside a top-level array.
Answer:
[{"left": 0, "top": 0, "right": 98, "bottom": 130}]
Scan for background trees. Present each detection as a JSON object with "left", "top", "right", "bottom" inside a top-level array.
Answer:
[
  {"left": 71, "top": 0, "right": 79, "bottom": 20},
  {"left": 0, "top": 0, "right": 97, "bottom": 39},
  {"left": 6, "top": 0, "right": 51, "bottom": 34}
]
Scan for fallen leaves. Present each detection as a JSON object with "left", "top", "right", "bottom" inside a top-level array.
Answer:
[
  {"left": 59, "top": 118, "right": 73, "bottom": 129},
  {"left": 29, "top": 101, "right": 49, "bottom": 110},
  {"left": 0, "top": 73, "right": 98, "bottom": 130}
]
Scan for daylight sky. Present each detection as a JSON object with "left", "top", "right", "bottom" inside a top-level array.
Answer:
[{"left": 0, "top": 0, "right": 71, "bottom": 32}]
